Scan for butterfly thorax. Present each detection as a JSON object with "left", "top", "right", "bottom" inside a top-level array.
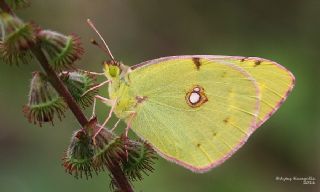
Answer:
[{"left": 103, "top": 61, "right": 137, "bottom": 120}]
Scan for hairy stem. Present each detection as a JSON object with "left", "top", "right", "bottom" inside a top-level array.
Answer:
[
  {"left": 109, "top": 162, "right": 134, "bottom": 192},
  {"left": 0, "top": 1, "right": 134, "bottom": 191}
]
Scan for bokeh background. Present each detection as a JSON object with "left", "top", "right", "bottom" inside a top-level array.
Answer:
[{"left": 0, "top": 0, "right": 319, "bottom": 191}]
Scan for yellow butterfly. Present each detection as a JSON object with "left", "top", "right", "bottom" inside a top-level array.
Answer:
[{"left": 87, "top": 20, "right": 295, "bottom": 173}]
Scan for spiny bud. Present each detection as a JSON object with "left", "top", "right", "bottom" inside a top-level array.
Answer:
[
  {"left": 63, "top": 129, "right": 101, "bottom": 179},
  {"left": 0, "top": 13, "right": 36, "bottom": 65},
  {"left": 62, "top": 118, "right": 122, "bottom": 179},
  {"left": 60, "top": 71, "right": 97, "bottom": 109},
  {"left": 5, "top": 0, "right": 31, "bottom": 10},
  {"left": 123, "top": 140, "right": 157, "bottom": 181},
  {"left": 92, "top": 127, "right": 127, "bottom": 169},
  {"left": 38, "top": 30, "right": 84, "bottom": 71},
  {"left": 23, "top": 71, "right": 66, "bottom": 126}
]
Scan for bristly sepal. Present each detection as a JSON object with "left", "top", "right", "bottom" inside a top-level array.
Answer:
[
  {"left": 38, "top": 30, "right": 84, "bottom": 71},
  {"left": 63, "top": 129, "right": 101, "bottom": 179},
  {"left": 23, "top": 71, "right": 67, "bottom": 126},
  {"left": 92, "top": 131, "right": 130, "bottom": 192},
  {"left": 62, "top": 119, "right": 127, "bottom": 181},
  {"left": 93, "top": 128, "right": 127, "bottom": 168},
  {"left": 60, "top": 71, "right": 98, "bottom": 109},
  {"left": 123, "top": 140, "right": 157, "bottom": 181},
  {"left": 5, "top": 0, "right": 31, "bottom": 10},
  {"left": 0, "top": 13, "right": 36, "bottom": 65}
]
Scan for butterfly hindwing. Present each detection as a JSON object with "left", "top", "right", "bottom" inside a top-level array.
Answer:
[{"left": 219, "top": 56, "right": 295, "bottom": 127}]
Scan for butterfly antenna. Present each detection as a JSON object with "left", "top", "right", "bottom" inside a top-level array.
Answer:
[{"left": 87, "top": 19, "right": 115, "bottom": 61}]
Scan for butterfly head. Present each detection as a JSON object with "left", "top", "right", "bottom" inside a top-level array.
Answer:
[{"left": 103, "top": 60, "right": 130, "bottom": 80}]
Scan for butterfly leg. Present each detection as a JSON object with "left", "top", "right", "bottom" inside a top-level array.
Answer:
[
  {"left": 123, "top": 112, "right": 136, "bottom": 158},
  {"left": 90, "top": 94, "right": 113, "bottom": 118},
  {"left": 90, "top": 95, "right": 97, "bottom": 118},
  {"left": 78, "top": 69, "right": 105, "bottom": 76},
  {"left": 111, "top": 119, "right": 121, "bottom": 132},
  {"left": 82, "top": 80, "right": 111, "bottom": 97},
  {"left": 125, "top": 112, "right": 136, "bottom": 138},
  {"left": 101, "top": 98, "right": 117, "bottom": 128},
  {"left": 92, "top": 95, "right": 117, "bottom": 144}
]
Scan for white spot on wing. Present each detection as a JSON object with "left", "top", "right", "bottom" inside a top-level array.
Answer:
[
  {"left": 189, "top": 92, "right": 200, "bottom": 104},
  {"left": 193, "top": 87, "right": 200, "bottom": 92}
]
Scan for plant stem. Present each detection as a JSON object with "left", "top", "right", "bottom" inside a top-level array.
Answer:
[
  {"left": 0, "top": 1, "right": 134, "bottom": 191},
  {"left": 0, "top": 0, "right": 14, "bottom": 15},
  {"left": 31, "top": 45, "right": 134, "bottom": 192},
  {"left": 108, "top": 162, "right": 134, "bottom": 192}
]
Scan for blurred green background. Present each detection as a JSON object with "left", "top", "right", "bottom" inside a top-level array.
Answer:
[{"left": 0, "top": 0, "right": 319, "bottom": 191}]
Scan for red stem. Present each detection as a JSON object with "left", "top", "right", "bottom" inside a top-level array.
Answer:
[{"left": 0, "top": 0, "right": 14, "bottom": 15}]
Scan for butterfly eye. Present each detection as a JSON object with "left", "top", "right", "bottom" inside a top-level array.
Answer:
[
  {"left": 103, "top": 61, "right": 121, "bottom": 78},
  {"left": 185, "top": 85, "right": 208, "bottom": 108},
  {"left": 109, "top": 65, "right": 120, "bottom": 77}
]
